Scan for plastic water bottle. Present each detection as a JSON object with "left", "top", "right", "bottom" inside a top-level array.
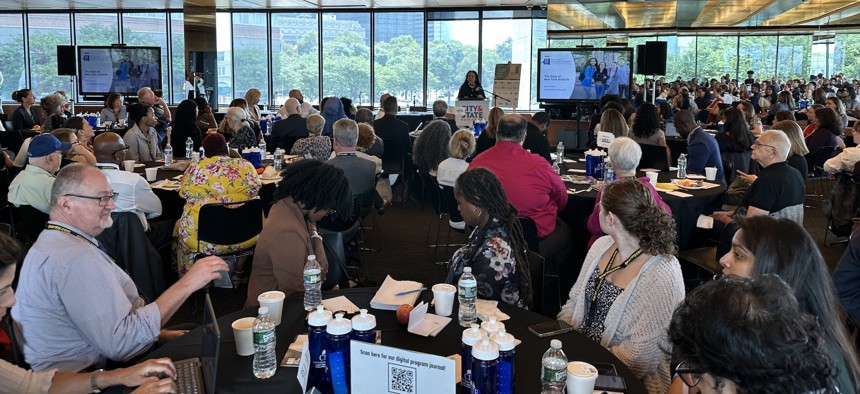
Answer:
[
  {"left": 603, "top": 159, "right": 615, "bottom": 184},
  {"left": 552, "top": 160, "right": 561, "bottom": 175},
  {"left": 491, "top": 330, "right": 517, "bottom": 394},
  {"left": 458, "top": 267, "right": 477, "bottom": 327},
  {"left": 198, "top": 146, "right": 205, "bottom": 159},
  {"left": 326, "top": 313, "right": 352, "bottom": 394},
  {"left": 540, "top": 339, "right": 567, "bottom": 393},
  {"left": 351, "top": 309, "right": 377, "bottom": 343},
  {"left": 185, "top": 137, "right": 193, "bottom": 158},
  {"left": 163, "top": 144, "right": 173, "bottom": 165},
  {"left": 471, "top": 339, "right": 499, "bottom": 394},
  {"left": 303, "top": 255, "right": 322, "bottom": 311},
  {"left": 556, "top": 141, "right": 564, "bottom": 163},
  {"left": 252, "top": 307, "right": 277, "bottom": 379},
  {"left": 480, "top": 315, "right": 505, "bottom": 338},
  {"left": 308, "top": 306, "right": 332, "bottom": 393},
  {"left": 677, "top": 153, "right": 688, "bottom": 179},
  {"left": 274, "top": 148, "right": 283, "bottom": 171},
  {"left": 258, "top": 138, "right": 267, "bottom": 155},
  {"left": 461, "top": 324, "right": 484, "bottom": 394}
]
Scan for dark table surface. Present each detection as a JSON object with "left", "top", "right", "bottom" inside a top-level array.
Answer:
[{"left": 149, "top": 288, "right": 647, "bottom": 394}]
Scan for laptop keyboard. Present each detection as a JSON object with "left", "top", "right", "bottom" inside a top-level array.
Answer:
[{"left": 174, "top": 357, "right": 204, "bottom": 394}]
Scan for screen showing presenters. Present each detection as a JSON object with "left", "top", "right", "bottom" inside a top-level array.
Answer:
[{"left": 537, "top": 48, "right": 633, "bottom": 102}]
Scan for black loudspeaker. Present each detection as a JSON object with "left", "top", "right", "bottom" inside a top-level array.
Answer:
[
  {"left": 636, "top": 44, "right": 647, "bottom": 75},
  {"left": 57, "top": 45, "right": 76, "bottom": 76},
  {"left": 643, "top": 41, "right": 667, "bottom": 76}
]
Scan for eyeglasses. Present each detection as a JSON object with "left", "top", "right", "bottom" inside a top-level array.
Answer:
[
  {"left": 753, "top": 140, "right": 776, "bottom": 150},
  {"left": 675, "top": 361, "right": 701, "bottom": 387},
  {"left": 112, "top": 146, "right": 130, "bottom": 156},
  {"left": 64, "top": 192, "right": 118, "bottom": 206},
  {"left": 326, "top": 209, "right": 337, "bottom": 215}
]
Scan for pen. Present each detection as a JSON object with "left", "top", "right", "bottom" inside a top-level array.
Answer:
[{"left": 395, "top": 287, "right": 427, "bottom": 297}]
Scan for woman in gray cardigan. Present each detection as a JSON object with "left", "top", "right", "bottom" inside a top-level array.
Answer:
[{"left": 558, "top": 179, "right": 684, "bottom": 394}]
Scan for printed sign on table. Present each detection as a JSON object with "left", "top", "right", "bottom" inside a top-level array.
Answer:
[{"left": 351, "top": 341, "right": 456, "bottom": 394}]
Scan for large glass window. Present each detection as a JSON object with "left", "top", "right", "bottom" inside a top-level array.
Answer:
[
  {"left": 321, "top": 12, "right": 370, "bottom": 103},
  {"left": 695, "top": 36, "right": 738, "bottom": 80},
  {"left": 216, "top": 12, "right": 233, "bottom": 106},
  {"left": 123, "top": 13, "right": 168, "bottom": 94},
  {"left": 169, "top": 13, "right": 185, "bottom": 104},
  {"left": 74, "top": 13, "right": 118, "bottom": 46},
  {"left": 481, "top": 17, "right": 534, "bottom": 110},
  {"left": 0, "top": 14, "right": 24, "bottom": 101},
  {"left": 738, "top": 35, "right": 776, "bottom": 82},
  {"left": 427, "top": 16, "right": 479, "bottom": 105},
  {"left": 660, "top": 36, "right": 696, "bottom": 81},
  {"left": 374, "top": 12, "right": 424, "bottom": 108},
  {"left": 531, "top": 18, "right": 547, "bottom": 110},
  {"left": 271, "top": 13, "right": 319, "bottom": 107},
  {"left": 28, "top": 14, "right": 71, "bottom": 98},
  {"left": 833, "top": 33, "right": 860, "bottom": 79},
  {"left": 233, "top": 13, "right": 269, "bottom": 106},
  {"left": 777, "top": 35, "right": 811, "bottom": 80},
  {"left": 810, "top": 41, "right": 830, "bottom": 78}
]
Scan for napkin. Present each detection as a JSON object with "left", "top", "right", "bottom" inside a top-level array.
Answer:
[
  {"left": 321, "top": 296, "right": 360, "bottom": 314},
  {"left": 370, "top": 275, "right": 424, "bottom": 310},
  {"left": 407, "top": 301, "right": 451, "bottom": 337},
  {"left": 663, "top": 190, "right": 693, "bottom": 198},
  {"left": 476, "top": 299, "right": 510, "bottom": 322},
  {"left": 261, "top": 166, "right": 278, "bottom": 179}
]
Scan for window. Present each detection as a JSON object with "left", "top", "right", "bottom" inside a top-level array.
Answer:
[
  {"left": 531, "top": 18, "right": 547, "bottom": 110},
  {"left": 28, "top": 14, "right": 71, "bottom": 98},
  {"left": 738, "top": 35, "right": 777, "bottom": 82},
  {"left": 481, "top": 17, "right": 535, "bottom": 110},
  {"left": 0, "top": 14, "right": 24, "bottom": 101},
  {"left": 321, "top": 12, "right": 370, "bottom": 103},
  {"left": 233, "top": 13, "right": 269, "bottom": 106},
  {"left": 777, "top": 35, "right": 811, "bottom": 80},
  {"left": 123, "top": 13, "right": 168, "bottom": 94},
  {"left": 660, "top": 36, "right": 696, "bottom": 81},
  {"left": 74, "top": 13, "right": 118, "bottom": 46},
  {"left": 695, "top": 36, "right": 738, "bottom": 80},
  {"left": 374, "top": 12, "right": 424, "bottom": 108},
  {"left": 271, "top": 13, "right": 319, "bottom": 107},
  {"left": 169, "top": 13, "right": 185, "bottom": 104},
  {"left": 216, "top": 12, "right": 233, "bottom": 106},
  {"left": 427, "top": 16, "right": 479, "bottom": 105},
  {"left": 833, "top": 33, "right": 860, "bottom": 80}
]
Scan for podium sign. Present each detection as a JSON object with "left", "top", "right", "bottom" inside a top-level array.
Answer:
[{"left": 454, "top": 100, "right": 490, "bottom": 128}]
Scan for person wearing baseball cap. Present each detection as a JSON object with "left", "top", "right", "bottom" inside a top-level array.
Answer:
[{"left": 7, "top": 134, "right": 70, "bottom": 213}]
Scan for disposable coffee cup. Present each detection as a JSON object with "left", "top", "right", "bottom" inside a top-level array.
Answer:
[
  {"left": 566, "top": 361, "right": 599, "bottom": 394},
  {"left": 705, "top": 167, "right": 718, "bottom": 181},
  {"left": 123, "top": 160, "right": 135, "bottom": 172},
  {"left": 145, "top": 167, "right": 158, "bottom": 182},
  {"left": 191, "top": 152, "right": 200, "bottom": 162},
  {"left": 258, "top": 291, "right": 286, "bottom": 326},
  {"left": 231, "top": 317, "right": 256, "bottom": 356},
  {"left": 431, "top": 283, "right": 456, "bottom": 317},
  {"left": 646, "top": 171, "right": 659, "bottom": 185}
]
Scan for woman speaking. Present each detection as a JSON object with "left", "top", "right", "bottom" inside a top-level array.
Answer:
[{"left": 457, "top": 70, "right": 485, "bottom": 100}]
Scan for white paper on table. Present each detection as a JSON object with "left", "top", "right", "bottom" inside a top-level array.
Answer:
[
  {"left": 151, "top": 180, "right": 181, "bottom": 190},
  {"left": 696, "top": 214, "right": 714, "bottom": 229},
  {"left": 134, "top": 163, "right": 145, "bottom": 168},
  {"left": 567, "top": 168, "right": 586, "bottom": 174},
  {"left": 351, "top": 341, "right": 456, "bottom": 394},
  {"left": 370, "top": 275, "right": 423, "bottom": 310},
  {"left": 408, "top": 302, "right": 451, "bottom": 337},
  {"left": 281, "top": 334, "right": 307, "bottom": 367},
  {"left": 563, "top": 159, "right": 576, "bottom": 163},
  {"left": 172, "top": 175, "right": 183, "bottom": 180},
  {"left": 663, "top": 190, "right": 693, "bottom": 198},
  {"left": 475, "top": 299, "right": 510, "bottom": 321},
  {"left": 296, "top": 341, "right": 311, "bottom": 393},
  {"left": 321, "top": 296, "right": 360, "bottom": 314},
  {"left": 639, "top": 168, "right": 661, "bottom": 172},
  {"left": 700, "top": 181, "right": 721, "bottom": 189},
  {"left": 260, "top": 178, "right": 281, "bottom": 185},
  {"left": 596, "top": 131, "right": 614, "bottom": 148}
]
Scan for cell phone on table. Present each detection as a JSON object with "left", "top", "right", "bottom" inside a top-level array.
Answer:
[
  {"left": 528, "top": 320, "right": 574, "bottom": 337},
  {"left": 589, "top": 362, "right": 626, "bottom": 392}
]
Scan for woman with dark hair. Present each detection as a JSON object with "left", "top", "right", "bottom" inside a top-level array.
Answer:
[
  {"left": 445, "top": 167, "right": 533, "bottom": 308},
  {"left": 766, "top": 91, "right": 795, "bottom": 125},
  {"left": 170, "top": 99, "right": 203, "bottom": 158},
  {"left": 11, "top": 88, "right": 41, "bottom": 131},
  {"left": 630, "top": 102, "right": 667, "bottom": 148},
  {"left": 559, "top": 178, "right": 683, "bottom": 393},
  {"left": 656, "top": 101, "right": 674, "bottom": 126},
  {"left": 826, "top": 96, "right": 849, "bottom": 128},
  {"left": 245, "top": 160, "right": 351, "bottom": 305},
  {"left": 802, "top": 103, "right": 824, "bottom": 138},
  {"left": 474, "top": 106, "right": 504, "bottom": 157},
  {"left": 806, "top": 106, "right": 846, "bottom": 154},
  {"left": 412, "top": 120, "right": 452, "bottom": 176},
  {"left": 813, "top": 87, "right": 828, "bottom": 105},
  {"left": 124, "top": 103, "right": 163, "bottom": 162},
  {"left": 340, "top": 97, "right": 355, "bottom": 119},
  {"left": 64, "top": 116, "right": 96, "bottom": 156},
  {"left": 737, "top": 100, "right": 762, "bottom": 135},
  {"left": 100, "top": 93, "right": 127, "bottom": 123},
  {"left": 40, "top": 93, "right": 67, "bottom": 133},
  {"left": 321, "top": 97, "right": 347, "bottom": 136},
  {"left": 594, "top": 62, "right": 608, "bottom": 98},
  {"left": 194, "top": 96, "right": 218, "bottom": 131},
  {"left": 174, "top": 133, "right": 262, "bottom": 275},
  {"left": 52, "top": 128, "right": 96, "bottom": 167},
  {"left": 715, "top": 107, "right": 756, "bottom": 174},
  {"left": 457, "top": 70, "right": 485, "bottom": 100}
]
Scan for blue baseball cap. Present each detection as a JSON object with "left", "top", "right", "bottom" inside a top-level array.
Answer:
[{"left": 28, "top": 134, "right": 72, "bottom": 158}]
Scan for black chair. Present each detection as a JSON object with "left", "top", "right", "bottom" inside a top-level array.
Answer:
[
  {"left": 441, "top": 184, "right": 464, "bottom": 231},
  {"left": 721, "top": 158, "right": 735, "bottom": 185},
  {"left": 320, "top": 226, "right": 355, "bottom": 291},
  {"left": 2, "top": 120, "right": 15, "bottom": 133},
  {"left": 280, "top": 135, "right": 304, "bottom": 154},
  {"left": 421, "top": 172, "right": 461, "bottom": 264},
  {"left": 1, "top": 130, "right": 24, "bottom": 157},
  {"left": 806, "top": 146, "right": 838, "bottom": 206},
  {"left": 517, "top": 216, "right": 540, "bottom": 254},
  {"left": 0, "top": 167, "right": 14, "bottom": 236},
  {"left": 197, "top": 199, "right": 264, "bottom": 283},
  {"left": 638, "top": 143, "right": 670, "bottom": 171},
  {"left": 380, "top": 136, "right": 407, "bottom": 200},
  {"left": 96, "top": 212, "right": 167, "bottom": 302},
  {"left": 678, "top": 246, "right": 722, "bottom": 291},
  {"left": 13, "top": 204, "right": 48, "bottom": 245}
]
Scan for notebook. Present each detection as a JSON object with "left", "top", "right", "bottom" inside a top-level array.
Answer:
[{"left": 174, "top": 293, "right": 221, "bottom": 394}]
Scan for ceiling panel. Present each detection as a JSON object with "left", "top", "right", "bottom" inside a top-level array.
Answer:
[
  {"left": 612, "top": 1, "right": 676, "bottom": 29},
  {"left": 763, "top": 0, "right": 860, "bottom": 26},
  {"left": 1, "top": 0, "right": 546, "bottom": 10},
  {"left": 692, "top": 0, "right": 775, "bottom": 28}
]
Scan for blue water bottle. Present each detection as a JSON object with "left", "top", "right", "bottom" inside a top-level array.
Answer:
[
  {"left": 326, "top": 313, "right": 352, "bottom": 394},
  {"left": 471, "top": 339, "right": 499, "bottom": 394},
  {"left": 308, "top": 306, "right": 332, "bottom": 393},
  {"left": 491, "top": 329, "right": 517, "bottom": 394},
  {"left": 461, "top": 323, "right": 484, "bottom": 394},
  {"left": 350, "top": 309, "right": 376, "bottom": 343}
]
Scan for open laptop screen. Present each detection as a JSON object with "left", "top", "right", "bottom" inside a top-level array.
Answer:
[{"left": 201, "top": 294, "right": 221, "bottom": 394}]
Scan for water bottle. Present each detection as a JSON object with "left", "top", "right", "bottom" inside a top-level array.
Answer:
[
  {"left": 259, "top": 138, "right": 267, "bottom": 155},
  {"left": 556, "top": 141, "right": 564, "bottom": 163},
  {"left": 603, "top": 158, "right": 615, "bottom": 184},
  {"left": 552, "top": 160, "right": 561, "bottom": 175},
  {"left": 199, "top": 146, "right": 205, "bottom": 159},
  {"left": 308, "top": 306, "right": 332, "bottom": 393},
  {"left": 252, "top": 307, "right": 277, "bottom": 379},
  {"left": 540, "top": 339, "right": 567, "bottom": 394},
  {"left": 458, "top": 267, "right": 477, "bottom": 327},
  {"left": 185, "top": 137, "right": 193, "bottom": 158},
  {"left": 163, "top": 144, "right": 173, "bottom": 165},
  {"left": 350, "top": 309, "right": 377, "bottom": 343},
  {"left": 274, "top": 148, "right": 283, "bottom": 171},
  {"left": 677, "top": 153, "right": 688, "bottom": 179},
  {"left": 471, "top": 339, "right": 499, "bottom": 394},
  {"left": 326, "top": 313, "right": 352, "bottom": 394},
  {"left": 303, "top": 255, "right": 322, "bottom": 311},
  {"left": 491, "top": 330, "right": 517, "bottom": 394},
  {"left": 461, "top": 324, "right": 484, "bottom": 394}
]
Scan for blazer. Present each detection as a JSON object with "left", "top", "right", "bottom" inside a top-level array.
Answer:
[
  {"left": 12, "top": 106, "right": 39, "bottom": 131},
  {"left": 374, "top": 115, "right": 411, "bottom": 154},
  {"left": 686, "top": 127, "right": 724, "bottom": 182},
  {"left": 270, "top": 114, "right": 308, "bottom": 152}
]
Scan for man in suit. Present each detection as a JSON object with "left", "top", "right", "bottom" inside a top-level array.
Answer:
[
  {"left": 327, "top": 119, "right": 376, "bottom": 197},
  {"left": 374, "top": 96, "right": 412, "bottom": 185},
  {"left": 675, "top": 109, "right": 724, "bottom": 182},
  {"left": 524, "top": 111, "right": 553, "bottom": 164},
  {"left": 270, "top": 98, "right": 307, "bottom": 153},
  {"left": 432, "top": 100, "right": 459, "bottom": 132}
]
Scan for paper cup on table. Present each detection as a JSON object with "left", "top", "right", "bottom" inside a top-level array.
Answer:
[
  {"left": 566, "top": 361, "right": 599, "bottom": 394},
  {"left": 705, "top": 166, "right": 718, "bottom": 181},
  {"left": 645, "top": 171, "right": 659, "bottom": 186},
  {"left": 231, "top": 317, "right": 256, "bottom": 356},
  {"left": 258, "top": 291, "right": 285, "bottom": 326},
  {"left": 144, "top": 167, "right": 158, "bottom": 182},
  {"left": 431, "top": 283, "right": 456, "bottom": 317},
  {"left": 123, "top": 160, "right": 135, "bottom": 172}
]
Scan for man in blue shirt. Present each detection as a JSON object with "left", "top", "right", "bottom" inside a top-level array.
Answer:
[{"left": 674, "top": 110, "right": 724, "bottom": 182}]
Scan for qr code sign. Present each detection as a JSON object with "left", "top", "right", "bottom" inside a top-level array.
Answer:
[{"left": 388, "top": 364, "right": 417, "bottom": 394}]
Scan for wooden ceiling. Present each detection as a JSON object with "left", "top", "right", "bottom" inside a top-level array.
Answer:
[{"left": 1, "top": 0, "right": 544, "bottom": 11}]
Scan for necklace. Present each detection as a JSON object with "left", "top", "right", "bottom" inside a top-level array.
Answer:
[{"left": 592, "top": 246, "right": 643, "bottom": 302}]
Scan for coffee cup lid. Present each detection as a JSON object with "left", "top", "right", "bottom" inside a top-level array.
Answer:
[{"left": 567, "top": 361, "right": 599, "bottom": 378}]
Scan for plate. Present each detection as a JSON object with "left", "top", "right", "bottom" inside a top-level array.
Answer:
[{"left": 671, "top": 179, "right": 706, "bottom": 189}]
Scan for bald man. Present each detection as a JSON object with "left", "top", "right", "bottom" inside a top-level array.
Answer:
[
  {"left": 270, "top": 97, "right": 308, "bottom": 153},
  {"left": 277, "top": 89, "right": 318, "bottom": 118},
  {"left": 375, "top": 93, "right": 391, "bottom": 120}
]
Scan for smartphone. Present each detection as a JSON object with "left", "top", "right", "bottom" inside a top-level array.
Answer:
[
  {"left": 528, "top": 320, "right": 574, "bottom": 337},
  {"left": 594, "top": 375, "right": 626, "bottom": 392}
]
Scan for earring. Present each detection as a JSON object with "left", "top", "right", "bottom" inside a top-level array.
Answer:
[{"left": 474, "top": 208, "right": 482, "bottom": 216}]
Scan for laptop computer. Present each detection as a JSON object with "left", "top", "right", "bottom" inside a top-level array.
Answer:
[{"left": 174, "top": 293, "right": 221, "bottom": 394}]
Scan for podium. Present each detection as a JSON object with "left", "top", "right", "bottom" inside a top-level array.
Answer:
[{"left": 453, "top": 100, "right": 491, "bottom": 128}]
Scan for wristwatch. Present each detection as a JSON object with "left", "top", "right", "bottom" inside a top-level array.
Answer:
[
  {"left": 90, "top": 369, "right": 105, "bottom": 393},
  {"left": 310, "top": 230, "right": 322, "bottom": 240}
]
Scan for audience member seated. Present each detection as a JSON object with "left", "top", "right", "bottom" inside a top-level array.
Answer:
[
  {"left": 12, "top": 164, "right": 228, "bottom": 372},
  {"left": 244, "top": 88, "right": 262, "bottom": 122},
  {"left": 124, "top": 103, "right": 164, "bottom": 163},
  {"left": 245, "top": 160, "right": 351, "bottom": 306},
  {"left": 355, "top": 114, "right": 384, "bottom": 158},
  {"left": 437, "top": 130, "right": 476, "bottom": 230},
  {"left": 0, "top": 232, "right": 179, "bottom": 393},
  {"left": 137, "top": 87, "right": 171, "bottom": 144},
  {"left": 827, "top": 96, "right": 850, "bottom": 128},
  {"left": 174, "top": 134, "right": 261, "bottom": 276},
  {"left": 586, "top": 138, "right": 670, "bottom": 247},
  {"left": 774, "top": 109, "right": 796, "bottom": 123},
  {"left": 524, "top": 111, "right": 553, "bottom": 164},
  {"left": 8, "top": 134, "right": 68, "bottom": 214},
  {"left": 291, "top": 114, "right": 332, "bottom": 161},
  {"left": 593, "top": 108, "right": 629, "bottom": 138},
  {"left": 374, "top": 96, "right": 411, "bottom": 156},
  {"left": 412, "top": 120, "right": 452, "bottom": 176},
  {"left": 373, "top": 93, "right": 391, "bottom": 121},
  {"left": 270, "top": 97, "right": 308, "bottom": 153},
  {"left": 766, "top": 91, "right": 795, "bottom": 125},
  {"left": 39, "top": 93, "right": 67, "bottom": 133},
  {"left": 674, "top": 110, "right": 724, "bottom": 181},
  {"left": 558, "top": 178, "right": 683, "bottom": 394},
  {"left": 834, "top": 229, "right": 860, "bottom": 324},
  {"left": 770, "top": 120, "right": 809, "bottom": 179},
  {"left": 227, "top": 98, "right": 262, "bottom": 141},
  {"left": 474, "top": 107, "right": 503, "bottom": 157},
  {"left": 445, "top": 167, "right": 532, "bottom": 308},
  {"left": 52, "top": 129, "right": 96, "bottom": 167},
  {"left": 327, "top": 118, "right": 378, "bottom": 196},
  {"left": 169, "top": 99, "right": 203, "bottom": 159},
  {"left": 715, "top": 107, "right": 755, "bottom": 174},
  {"left": 277, "top": 89, "right": 319, "bottom": 119},
  {"left": 11, "top": 88, "right": 41, "bottom": 131},
  {"left": 354, "top": 122, "right": 392, "bottom": 210},
  {"left": 668, "top": 276, "right": 848, "bottom": 394},
  {"left": 99, "top": 93, "right": 127, "bottom": 124},
  {"left": 737, "top": 100, "right": 763, "bottom": 135},
  {"left": 321, "top": 96, "right": 347, "bottom": 137},
  {"left": 587, "top": 95, "right": 623, "bottom": 134},
  {"left": 432, "top": 100, "right": 459, "bottom": 132},
  {"left": 220, "top": 106, "right": 258, "bottom": 151},
  {"left": 806, "top": 106, "right": 846, "bottom": 156},
  {"left": 630, "top": 102, "right": 667, "bottom": 148},
  {"left": 64, "top": 116, "right": 96, "bottom": 159},
  {"left": 194, "top": 96, "right": 218, "bottom": 131},
  {"left": 802, "top": 103, "right": 824, "bottom": 138}
]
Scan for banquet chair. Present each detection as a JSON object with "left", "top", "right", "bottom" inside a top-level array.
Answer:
[
  {"left": 806, "top": 146, "right": 838, "bottom": 207},
  {"left": 380, "top": 136, "right": 407, "bottom": 202},
  {"left": 1, "top": 130, "right": 23, "bottom": 157},
  {"left": 196, "top": 199, "right": 264, "bottom": 283},
  {"left": 0, "top": 167, "right": 14, "bottom": 237},
  {"left": 96, "top": 212, "right": 167, "bottom": 301},
  {"left": 320, "top": 229, "right": 353, "bottom": 291},
  {"left": 421, "top": 172, "right": 459, "bottom": 265},
  {"left": 13, "top": 204, "right": 48, "bottom": 246},
  {"left": 526, "top": 249, "right": 559, "bottom": 317},
  {"left": 638, "top": 143, "right": 670, "bottom": 171},
  {"left": 678, "top": 246, "right": 722, "bottom": 292}
]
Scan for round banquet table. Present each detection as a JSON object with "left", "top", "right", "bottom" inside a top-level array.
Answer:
[{"left": 148, "top": 288, "right": 648, "bottom": 394}]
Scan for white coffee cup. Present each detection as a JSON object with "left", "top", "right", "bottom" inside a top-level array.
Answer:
[
  {"left": 231, "top": 317, "right": 256, "bottom": 356},
  {"left": 258, "top": 291, "right": 286, "bottom": 326},
  {"left": 431, "top": 283, "right": 457, "bottom": 317},
  {"left": 145, "top": 167, "right": 158, "bottom": 182},
  {"left": 705, "top": 166, "right": 718, "bottom": 181},
  {"left": 122, "top": 160, "right": 135, "bottom": 172},
  {"left": 645, "top": 171, "right": 659, "bottom": 185},
  {"left": 566, "top": 361, "right": 599, "bottom": 394}
]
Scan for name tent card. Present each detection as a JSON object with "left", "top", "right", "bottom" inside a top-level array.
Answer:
[
  {"left": 351, "top": 341, "right": 456, "bottom": 394},
  {"left": 596, "top": 131, "right": 615, "bottom": 149}
]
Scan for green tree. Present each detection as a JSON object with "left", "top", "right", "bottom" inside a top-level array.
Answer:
[
  {"left": 277, "top": 31, "right": 319, "bottom": 102},
  {"left": 375, "top": 35, "right": 423, "bottom": 102}
]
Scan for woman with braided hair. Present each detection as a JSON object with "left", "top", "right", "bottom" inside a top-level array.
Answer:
[{"left": 445, "top": 167, "right": 533, "bottom": 309}]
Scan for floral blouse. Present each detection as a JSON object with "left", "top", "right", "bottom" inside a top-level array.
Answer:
[
  {"left": 227, "top": 125, "right": 259, "bottom": 150},
  {"left": 291, "top": 135, "right": 332, "bottom": 161},
  {"left": 446, "top": 218, "right": 524, "bottom": 308},
  {"left": 173, "top": 155, "right": 262, "bottom": 274}
]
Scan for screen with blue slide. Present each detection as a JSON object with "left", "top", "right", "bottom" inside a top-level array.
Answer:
[
  {"left": 537, "top": 48, "right": 633, "bottom": 103},
  {"left": 78, "top": 46, "right": 161, "bottom": 96}
]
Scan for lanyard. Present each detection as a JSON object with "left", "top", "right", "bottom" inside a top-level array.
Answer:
[
  {"left": 45, "top": 223, "right": 105, "bottom": 254},
  {"left": 592, "top": 247, "right": 643, "bottom": 302}
]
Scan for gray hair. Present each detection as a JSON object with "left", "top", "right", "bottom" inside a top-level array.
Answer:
[
  {"left": 496, "top": 114, "right": 527, "bottom": 142},
  {"left": 761, "top": 129, "right": 791, "bottom": 161},
  {"left": 333, "top": 118, "right": 359, "bottom": 147},
  {"left": 50, "top": 163, "right": 98, "bottom": 211},
  {"left": 432, "top": 100, "right": 448, "bottom": 117},
  {"left": 307, "top": 114, "right": 325, "bottom": 135},
  {"left": 608, "top": 137, "right": 642, "bottom": 175},
  {"left": 40, "top": 93, "right": 66, "bottom": 116}
]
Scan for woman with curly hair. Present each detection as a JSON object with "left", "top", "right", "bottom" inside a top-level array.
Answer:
[
  {"left": 474, "top": 106, "right": 504, "bottom": 157},
  {"left": 630, "top": 102, "right": 667, "bottom": 148},
  {"left": 445, "top": 167, "right": 533, "bottom": 309},
  {"left": 412, "top": 120, "right": 452, "bottom": 175},
  {"left": 558, "top": 178, "right": 683, "bottom": 394}
]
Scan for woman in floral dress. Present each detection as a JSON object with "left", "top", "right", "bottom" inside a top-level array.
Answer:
[
  {"left": 445, "top": 167, "right": 533, "bottom": 308},
  {"left": 174, "top": 133, "right": 262, "bottom": 275}
]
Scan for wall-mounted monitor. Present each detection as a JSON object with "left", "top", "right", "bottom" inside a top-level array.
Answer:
[
  {"left": 537, "top": 47, "right": 634, "bottom": 103},
  {"left": 78, "top": 46, "right": 162, "bottom": 97}
]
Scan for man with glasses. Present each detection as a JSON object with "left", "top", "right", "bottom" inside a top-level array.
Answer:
[
  {"left": 7, "top": 134, "right": 70, "bottom": 214},
  {"left": 11, "top": 163, "right": 228, "bottom": 372}
]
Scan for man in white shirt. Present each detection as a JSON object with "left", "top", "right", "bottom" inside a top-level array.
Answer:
[{"left": 278, "top": 89, "right": 319, "bottom": 118}]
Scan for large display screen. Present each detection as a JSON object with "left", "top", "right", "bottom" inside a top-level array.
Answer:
[
  {"left": 537, "top": 48, "right": 634, "bottom": 103},
  {"left": 77, "top": 46, "right": 161, "bottom": 96}
]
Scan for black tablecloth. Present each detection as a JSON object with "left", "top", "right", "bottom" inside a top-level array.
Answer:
[{"left": 148, "top": 288, "right": 647, "bottom": 394}]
